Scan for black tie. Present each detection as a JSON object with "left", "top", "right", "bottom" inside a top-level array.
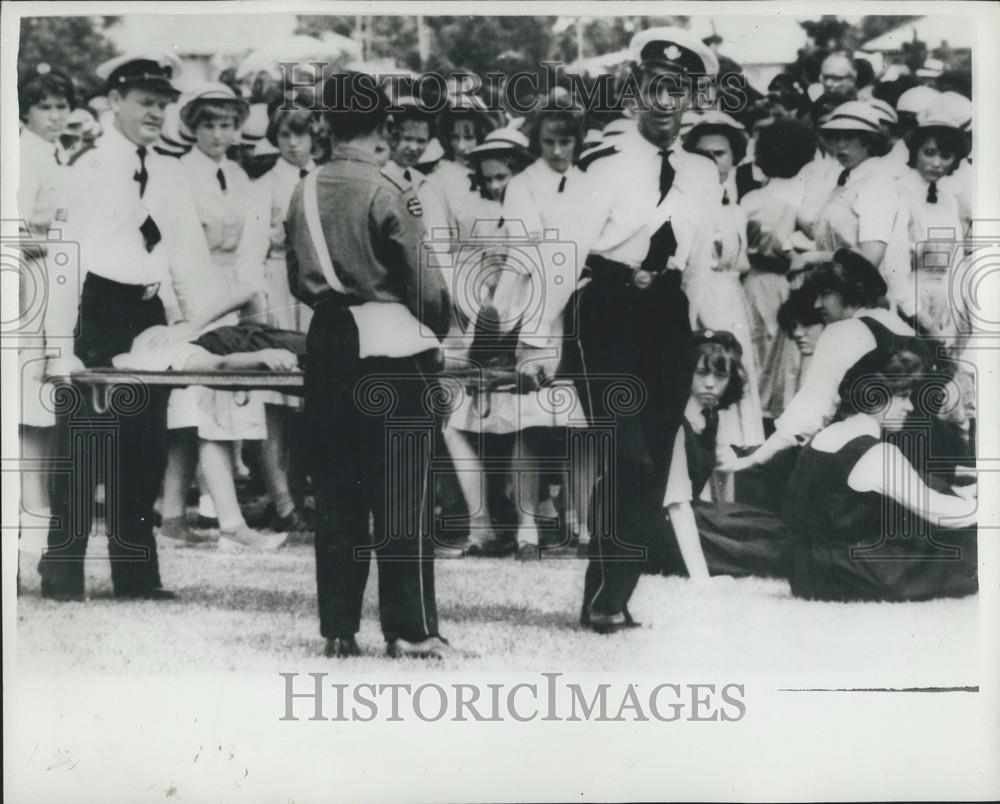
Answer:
[
  {"left": 927, "top": 181, "right": 938, "bottom": 204},
  {"left": 468, "top": 172, "right": 478, "bottom": 192},
  {"left": 657, "top": 150, "right": 675, "bottom": 206},
  {"left": 558, "top": 175, "right": 567, "bottom": 193},
  {"left": 300, "top": 168, "right": 309, "bottom": 179},
  {"left": 134, "top": 146, "right": 148, "bottom": 198},
  {"left": 640, "top": 220, "right": 678, "bottom": 274},
  {"left": 216, "top": 168, "right": 227, "bottom": 192},
  {"left": 403, "top": 169, "right": 412, "bottom": 182},
  {"left": 837, "top": 168, "right": 850, "bottom": 187},
  {"left": 722, "top": 189, "right": 730, "bottom": 206}
]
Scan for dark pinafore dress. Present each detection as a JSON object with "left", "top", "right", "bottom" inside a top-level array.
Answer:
[{"left": 782, "top": 433, "right": 978, "bottom": 602}]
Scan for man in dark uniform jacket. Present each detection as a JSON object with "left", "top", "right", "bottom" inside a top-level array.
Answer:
[
  {"left": 286, "top": 72, "right": 452, "bottom": 659},
  {"left": 573, "top": 28, "right": 724, "bottom": 633}
]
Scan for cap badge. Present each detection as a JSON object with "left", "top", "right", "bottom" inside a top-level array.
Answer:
[{"left": 664, "top": 44, "right": 682, "bottom": 62}]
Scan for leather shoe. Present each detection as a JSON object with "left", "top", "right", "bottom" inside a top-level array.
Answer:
[
  {"left": 386, "top": 636, "right": 452, "bottom": 660},
  {"left": 40, "top": 582, "right": 87, "bottom": 602},
  {"left": 515, "top": 543, "right": 540, "bottom": 561},
  {"left": 114, "top": 588, "right": 178, "bottom": 601},
  {"left": 324, "top": 637, "right": 361, "bottom": 658}
]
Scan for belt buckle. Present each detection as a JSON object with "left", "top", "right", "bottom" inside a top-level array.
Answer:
[
  {"left": 632, "top": 269, "right": 655, "bottom": 290},
  {"left": 140, "top": 282, "right": 160, "bottom": 301}
]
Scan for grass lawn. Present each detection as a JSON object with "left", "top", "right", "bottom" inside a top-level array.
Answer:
[{"left": 14, "top": 531, "right": 978, "bottom": 683}]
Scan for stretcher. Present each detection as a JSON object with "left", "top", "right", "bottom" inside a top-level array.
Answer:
[{"left": 51, "top": 363, "right": 533, "bottom": 417}]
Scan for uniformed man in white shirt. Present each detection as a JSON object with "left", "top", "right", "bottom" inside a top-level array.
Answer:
[
  {"left": 573, "top": 28, "right": 724, "bottom": 633},
  {"left": 39, "top": 53, "right": 249, "bottom": 601}
]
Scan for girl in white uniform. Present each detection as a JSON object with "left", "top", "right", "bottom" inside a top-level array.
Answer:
[
  {"left": 17, "top": 66, "right": 72, "bottom": 532},
  {"left": 491, "top": 94, "right": 592, "bottom": 557},
  {"left": 161, "top": 84, "right": 283, "bottom": 550},
  {"left": 440, "top": 128, "right": 534, "bottom": 556}
]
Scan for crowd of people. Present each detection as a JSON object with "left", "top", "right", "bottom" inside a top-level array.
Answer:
[{"left": 17, "top": 25, "right": 979, "bottom": 658}]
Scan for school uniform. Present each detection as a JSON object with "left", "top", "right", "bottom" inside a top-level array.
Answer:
[
  {"left": 286, "top": 143, "right": 450, "bottom": 644},
  {"left": 740, "top": 176, "right": 805, "bottom": 420},
  {"left": 654, "top": 400, "right": 789, "bottom": 578},
  {"left": 246, "top": 156, "right": 317, "bottom": 333},
  {"left": 897, "top": 167, "right": 967, "bottom": 339},
  {"left": 812, "top": 155, "right": 911, "bottom": 309},
  {"left": 172, "top": 147, "right": 267, "bottom": 440},
  {"left": 685, "top": 179, "right": 766, "bottom": 449},
  {"left": 18, "top": 128, "right": 66, "bottom": 428},
  {"left": 572, "top": 120, "right": 723, "bottom": 622},
  {"left": 783, "top": 414, "right": 977, "bottom": 602},
  {"left": 774, "top": 308, "right": 915, "bottom": 445},
  {"left": 38, "top": 118, "right": 206, "bottom": 598}
]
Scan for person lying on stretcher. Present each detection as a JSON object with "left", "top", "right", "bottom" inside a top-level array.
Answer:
[{"left": 111, "top": 322, "right": 306, "bottom": 373}]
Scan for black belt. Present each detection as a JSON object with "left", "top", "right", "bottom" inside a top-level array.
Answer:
[
  {"left": 85, "top": 272, "right": 160, "bottom": 302},
  {"left": 584, "top": 254, "right": 681, "bottom": 291}
]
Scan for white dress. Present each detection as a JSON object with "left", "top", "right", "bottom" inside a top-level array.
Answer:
[
  {"left": 684, "top": 180, "right": 766, "bottom": 448},
  {"left": 169, "top": 148, "right": 267, "bottom": 440},
  {"left": 17, "top": 128, "right": 66, "bottom": 427},
  {"left": 739, "top": 175, "right": 804, "bottom": 420}
]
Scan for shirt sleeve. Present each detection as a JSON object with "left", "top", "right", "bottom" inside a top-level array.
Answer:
[
  {"left": 370, "top": 185, "right": 451, "bottom": 339},
  {"left": 775, "top": 320, "right": 873, "bottom": 441},
  {"left": 853, "top": 175, "right": 900, "bottom": 244},
  {"left": 663, "top": 428, "right": 694, "bottom": 507},
  {"left": 848, "top": 441, "right": 977, "bottom": 525}
]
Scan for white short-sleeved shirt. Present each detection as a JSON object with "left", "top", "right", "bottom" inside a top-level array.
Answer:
[
  {"left": 774, "top": 307, "right": 914, "bottom": 443},
  {"left": 576, "top": 123, "right": 723, "bottom": 281}
]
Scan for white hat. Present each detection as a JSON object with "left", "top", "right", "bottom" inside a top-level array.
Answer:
[
  {"left": 179, "top": 82, "right": 249, "bottom": 129},
  {"left": 583, "top": 128, "right": 604, "bottom": 148},
  {"left": 896, "top": 86, "right": 941, "bottom": 115},
  {"left": 241, "top": 102, "right": 270, "bottom": 146},
  {"left": 820, "top": 101, "right": 883, "bottom": 134},
  {"left": 685, "top": 109, "right": 746, "bottom": 134},
  {"left": 939, "top": 91, "right": 972, "bottom": 129},
  {"left": 915, "top": 58, "right": 945, "bottom": 79},
  {"left": 629, "top": 26, "right": 719, "bottom": 78},
  {"left": 914, "top": 106, "right": 962, "bottom": 130},
  {"left": 418, "top": 137, "right": 445, "bottom": 165},
  {"left": 468, "top": 127, "right": 531, "bottom": 159},
  {"left": 867, "top": 98, "right": 898, "bottom": 126},
  {"left": 157, "top": 103, "right": 194, "bottom": 156}
]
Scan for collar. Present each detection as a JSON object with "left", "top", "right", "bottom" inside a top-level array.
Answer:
[
  {"left": 330, "top": 143, "right": 380, "bottom": 165},
  {"left": 842, "top": 155, "right": 885, "bottom": 185},
  {"left": 187, "top": 144, "right": 227, "bottom": 174},
  {"left": 276, "top": 155, "right": 316, "bottom": 178},
  {"left": 623, "top": 122, "right": 677, "bottom": 160},
  {"left": 528, "top": 157, "right": 571, "bottom": 188},
  {"left": 102, "top": 122, "right": 149, "bottom": 160},
  {"left": 21, "top": 127, "right": 56, "bottom": 153}
]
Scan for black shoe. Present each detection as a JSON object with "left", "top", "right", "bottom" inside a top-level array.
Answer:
[
  {"left": 324, "top": 636, "right": 361, "bottom": 658},
  {"left": 38, "top": 559, "right": 86, "bottom": 601},
  {"left": 587, "top": 611, "right": 627, "bottom": 634},
  {"left": 114, "top": 587, "right": 178, "bottom": 601},
  {"left": 273, "top": 508, "right": 313, "bottom": 535},
  {"left": 516, "top": 543, "right": 541, "bottom": 561},
  {"left": 464, "top": 539, "right": 516, "bottom": 558},
  {"left": 40, "top": 581, "right": 87, "bottom": 602},
  {"left": 386, "top": 636, "right": 452, "bottom": 659},
  {"left": 244, "top": 503, "right": 276, "bottom": 529},
  {"left": 194, "top": 515, "right": 220, "bottom": 530}
]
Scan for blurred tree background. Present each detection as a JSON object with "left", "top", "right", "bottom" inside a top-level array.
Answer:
[{"left": 18, "top": 16, "right": 119, "bottom": 98}]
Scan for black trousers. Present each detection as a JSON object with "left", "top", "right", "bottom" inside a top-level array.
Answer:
[
  {"left": 304, "top": 304, "right": 439, "bottom": 642},
  {"left": 575, "top": 267, "right": 692, "bottom": 618},
  {"left": 40, "top": 273, "right": 169, "bottom": 596}
]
